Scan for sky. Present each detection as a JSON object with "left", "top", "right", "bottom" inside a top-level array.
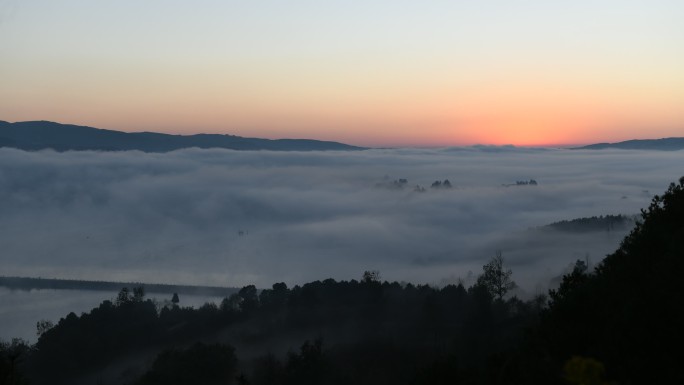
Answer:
[{"left": 1, "top": 1, "right": 683, "bottom": 146}]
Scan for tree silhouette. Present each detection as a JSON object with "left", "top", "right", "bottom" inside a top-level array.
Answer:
[
  {"left": 238, "top": 285, "right": 259, "bottom": 311},
  {"left": 0, "top": 338, "right": 30, "bottom": 385},
  {"left": 116, "top": 287, "right": 131, "bottom": 306},
  {"left": 133, "top": 286, "right": 145, "bottom": 302},
  {"left": 35, "top": 320, "right": 53, "bottom": 338},
  {"left": 476, "top": 251, "right": 516, "bottom": 300},
  {"left": 361, "top": 270, "right": 381, "bottom": 283}
]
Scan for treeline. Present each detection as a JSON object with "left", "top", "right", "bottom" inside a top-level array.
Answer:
[
  {"left": 544, "top": 214, "right": 635, "bottom": 233},
  {"left": 375, "top": 177, "right": 453, "bottom": 192},
  {"left": 2, "top": 177, "right": 683, "bottom": 384},
  {"left": 2, "top": 263, "right": 545, "bottom": 384},
  {"left": 502, "top": 179, "right": 538, "bottom": 187},
  {"left": 0, "top": 276, "right": 237, "bottom": 297}
]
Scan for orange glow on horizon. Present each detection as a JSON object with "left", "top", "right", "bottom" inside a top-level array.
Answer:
[{"left": 2, "top": 69, "right": 682, "bottom": 148}]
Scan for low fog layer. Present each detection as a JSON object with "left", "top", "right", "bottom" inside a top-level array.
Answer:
[{"left": 1, "top": 147, "right": 680, "bottom": 293}]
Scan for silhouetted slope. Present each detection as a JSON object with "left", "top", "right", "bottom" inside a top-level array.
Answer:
[
  {"left": 574, "top": 137, "right": 684, "bottom": 150},
  {"left": 0, "top": 120, "right": 364, "bottom": 152},
  {"left": 541, "top": 177, "right": 684, "bottom": 383}
]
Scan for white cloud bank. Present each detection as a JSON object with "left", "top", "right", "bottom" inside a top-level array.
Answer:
[{"left": 1, "top": 147, "right": 681, "bottom": 293}]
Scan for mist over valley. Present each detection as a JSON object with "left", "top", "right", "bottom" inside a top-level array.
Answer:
[{"left": 2, "top": 146, "right": 676, "bottom": 291}]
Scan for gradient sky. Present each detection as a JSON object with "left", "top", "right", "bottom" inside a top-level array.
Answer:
[{"left": 1, "top": 1, "right": 683, "bottom": 147}]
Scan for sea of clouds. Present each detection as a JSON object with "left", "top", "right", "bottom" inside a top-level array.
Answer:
[{"left": 1, "top": 146, "right": 681, "bottom": 294}]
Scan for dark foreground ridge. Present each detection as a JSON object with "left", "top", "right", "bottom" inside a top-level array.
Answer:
[
  {"left": 573, "top": 137, "right": 684, "bottom": 151},
  {"left": 0, "top": 276, "right": 238, "bottom": 297},
  {"left": 0, "top": 120, "right": 365, "bottom": 152}
]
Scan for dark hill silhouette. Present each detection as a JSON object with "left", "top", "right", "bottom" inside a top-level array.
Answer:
[
  {"left": 574, "top": 137, "right": 684, "bottom": 150},
  {"left": 0, "top": 120, "right": 364, "bottom": 152},
  {"left": 540, "top": 176, "right": 684, "bottom": 383}
]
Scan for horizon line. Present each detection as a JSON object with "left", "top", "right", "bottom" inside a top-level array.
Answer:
[{"left": 2, "top": 119, "right": 681, "bottom": 149}]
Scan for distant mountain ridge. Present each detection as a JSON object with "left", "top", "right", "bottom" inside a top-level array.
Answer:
[
  {"left": 0, "top": 120, "right": 364, "bottom": 152},
  {"left": 574, "top": 137, "right": 684, "bottom": 151}
]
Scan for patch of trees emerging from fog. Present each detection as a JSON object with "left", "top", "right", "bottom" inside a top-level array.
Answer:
[
  {"left": 543, "top": 214, "right": 635, "bottom": 233},
  {"left": 376, "top": 177, "right": 541, "bottom": 192},
  {"left": 375, "top": 177, "right": 455, "bottom": 192},
  {"left": 2, "top": 177, "right": 683, "bottom": 384}
]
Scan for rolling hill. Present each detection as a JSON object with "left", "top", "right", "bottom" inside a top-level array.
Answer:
[
  {"left": 574, "top": 137, "right": 684, "bottom": 151},
  {"left": 0, "top": 120, "right": 364, "bottom": 152}
]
